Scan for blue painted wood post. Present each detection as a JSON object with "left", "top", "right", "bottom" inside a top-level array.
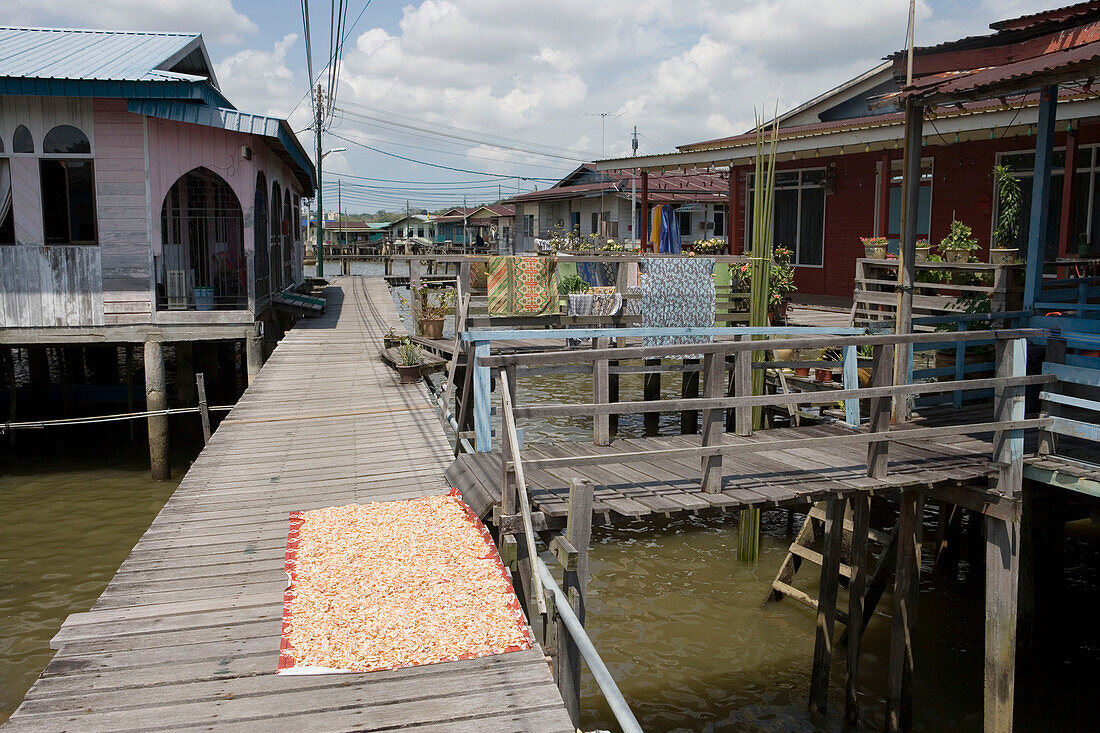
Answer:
[
  {"left": 1024, "top": 86, "right": 1059, "bottom": 312},
  {"left": 842, "top": 344, "right": 860, "bottom": 427},
  {"left": 954, "top": 320, "right": 968, "bottom": 410},
  {"left": 472, "top": 340, "right": 492, "bottom": 452}
]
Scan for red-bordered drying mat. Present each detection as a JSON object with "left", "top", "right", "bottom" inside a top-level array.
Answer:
[{"left": 278, "top": 489, "right": 532, "bottom": 673}]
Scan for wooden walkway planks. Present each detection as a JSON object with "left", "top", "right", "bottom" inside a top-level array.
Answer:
[
  {"left": 5, "top": 277, "right": 573, "bottom": 733},
  {"left": 447, "top": 420, "right": 1001, "bottom": 523}
]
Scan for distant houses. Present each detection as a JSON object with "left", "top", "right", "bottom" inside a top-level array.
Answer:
[{"left": 506, "top": 164, "right": 727, "bottom": 251}]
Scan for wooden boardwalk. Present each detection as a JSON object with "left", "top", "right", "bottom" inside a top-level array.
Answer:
[
  {"left": 448, "top": 420, "right": 1006, "bottom": 524},
  {"left": 5, "top": 277, "right": 573, "bottom": 732}
]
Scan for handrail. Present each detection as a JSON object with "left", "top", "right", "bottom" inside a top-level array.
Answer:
[
  {"left": 478, "top": 328, "right": 1048, "bottom": 367},
  {"left": 499, "top": 377, "right": 546, "bottom": 615},
  {"left": 512, "top": 419, "right": 1050, "bottom": 470},
  {"left": 462, "top": 325, "right": 865, "bottom": 343},
  {"left": 506, "top": 373, "right": 1054, "bottom": 420},
  {"left": 535, "top": 556, "right": 644, "bottom": 733}
]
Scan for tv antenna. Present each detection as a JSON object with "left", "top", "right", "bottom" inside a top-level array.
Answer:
[{"left": 586, "top": 111, "right": 625, "bottom": 157}]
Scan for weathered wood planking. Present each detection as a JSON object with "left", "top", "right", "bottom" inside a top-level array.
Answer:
[
  {"left": 447, "top": 419, "right": 1002, "bottom": 523},
  {"left": 4, "top": 277, "right": 573, "bottom": 733},
  {"left": 0, "top": 245, "right": 105, "bottom": 326}
]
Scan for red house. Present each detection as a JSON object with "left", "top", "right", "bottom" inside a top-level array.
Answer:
[{"left": 597, "top": 4, "right": 1100, "bottom": 301}]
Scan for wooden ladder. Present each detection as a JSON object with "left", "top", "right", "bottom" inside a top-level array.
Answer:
[{"left": 765, "top": 500, "right": 898, "bottom": 631}]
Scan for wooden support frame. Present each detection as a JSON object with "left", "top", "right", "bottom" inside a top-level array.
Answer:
[
  {"left": 993, "top": 338, "right": 1026, "bottom": 497},
  {"left": 593, "top": 338, "right": 610, "bottom": 446},
  {"left": 472, "top": 340, "right": 491, "bottom": 452},
  {"left": 809, "top": 495, "right": 845, "bottom": 714},
  {"left": 868, "top": 343, "right": 895, "bottom": 479},
  {"left": 886, "top": 490, "right": 923, "bottom": 733},
  {"left": 984, "top": 513, "right": 1020, "bottom": 733},
  {"left": 700, "top": 352, "right": 725, "bottom": 493},
  {"left": 196, "top": 372, "right": 211, "bottom": 445},
  {"left": 735, "top": 348, "right": 753, "bottom": 436},
  {"left": 1024, "top": 86, "right": 1059, "bottom": 311},
  {"left": 842, "top": 344, "right": 860, "bottom": 426},
  {"left": 555, "top": 478, "right": 594, "bottom": 728},
  {"left": 1037, "top": 337, "right": 1066, "bottom": 455},
  {"left": 845, "top": 493, "right": 871, "bottom": 724}
]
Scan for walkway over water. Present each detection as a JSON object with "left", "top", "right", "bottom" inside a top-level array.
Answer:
[{"left": 5, "top": 277, "right": 572, "bottom": 732}]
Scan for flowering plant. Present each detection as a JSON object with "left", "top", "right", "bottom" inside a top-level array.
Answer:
[
  {"left": 732, "top": 246, "right": 797, "bottom": 310},
  {"left": 693, "top": 237, "right": 726, "bottom": 254},
  {"left": 860, "top": 236, "right": 889, "bottom": 248},
  {"left": 600, "top": 239, "right": 625, "bottom": 252},
  {"left": 399, "top": 284, "right": 455, "bottom": 320}
]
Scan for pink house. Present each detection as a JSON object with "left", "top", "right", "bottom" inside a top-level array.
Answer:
[{"left": 0, "top": 27, "right": 315, "bottom": 348}]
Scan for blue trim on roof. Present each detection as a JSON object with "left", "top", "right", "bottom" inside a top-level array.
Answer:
[
  {"left": 0, "top": 77, "right": 232, "bottom": 108},
  {"left": 127, "top": 100, "right": 315, "bottom": 193}
]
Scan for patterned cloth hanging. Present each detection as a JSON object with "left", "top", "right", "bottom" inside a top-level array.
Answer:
[
  {"left": 566, "top": 292, "right": 623, "bottom": 347},
  {"left": 486, "top": 256, "right": 556, "bottom": 315},
  {"left": 639, "top": 257, "right": 715, "bottom": 351}
]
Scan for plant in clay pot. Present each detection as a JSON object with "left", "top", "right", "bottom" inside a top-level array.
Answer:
[
  {"left": 914, "top": 238, "right": 930, "bottom": 261},
  {"left": 861, "top": 236, "right": 889, "bottom": 259},
  {"left": 395, "top": 338, "right": 423, "bottom": 384},
  {"left": 991, "top": 164, "right": 1021, "bottom": 264},
  {"left": 938, "top": 219, "right": 979, "bottom": 263},
  {"left": 400, "top": 284, "right": 454, "bottom": 340}
]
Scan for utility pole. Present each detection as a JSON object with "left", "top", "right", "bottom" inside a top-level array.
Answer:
[
  {"left": 337, "top": 178, "right": 343, "bottom": 254},
  {"left": 586, "top": 111, "right": 625, "bottom": 157},
  {"left": 463, "top": 194, "right": 469, "bottom": 248},
  {"left": 631, "top": 126, "right": 638, "bottom": 244},
  {"left": 314, "top": 84, "right": 325, "bottom": 278}
]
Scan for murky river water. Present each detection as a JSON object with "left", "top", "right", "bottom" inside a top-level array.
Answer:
[{"left": 2, "top": 267, "right": 1096, "bottom": 729}]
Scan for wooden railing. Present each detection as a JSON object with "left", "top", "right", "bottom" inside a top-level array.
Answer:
[{"left": 480, "top": 329, "right": 1049, "bottom": 494}]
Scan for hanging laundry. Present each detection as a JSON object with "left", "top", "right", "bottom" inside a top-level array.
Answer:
[
  {"left": 639, "top": 257, "right": 715, "bottom": 353},
  {"left": 566, "top": 292, "right": 623, "bottom": 347},
  {"left": 659, "top": 205, "right": 682, "bottom": 254},
  {"left": 486, "top": 256, "right": 556, "bottom": 315},
  {"left": 649, "top": 206, "right": 662, "bottom": 248}
]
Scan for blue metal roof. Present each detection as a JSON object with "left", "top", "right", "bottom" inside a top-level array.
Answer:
[
  {"left": 0, "top": 27, "right": 217, "bottom": 85},
  {"left": 128, "top": 100, "right": 316, "bottom": 194}
]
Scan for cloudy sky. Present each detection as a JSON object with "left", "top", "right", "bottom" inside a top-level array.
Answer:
[{"left": 8, "top": 0, "right": 1058, "bottom": 212}]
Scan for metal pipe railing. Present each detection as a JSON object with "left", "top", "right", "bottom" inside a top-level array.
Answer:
[{"left": 536, "top": 557, "right": 643, "bottom": 733}]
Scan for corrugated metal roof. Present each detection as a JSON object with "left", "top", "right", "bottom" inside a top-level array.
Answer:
[
  {"left": 128, "top": 100, "right": 316, "bottom": 193},
  {"left": 0, "top": 26, "right": 204, "bottom": 82}
]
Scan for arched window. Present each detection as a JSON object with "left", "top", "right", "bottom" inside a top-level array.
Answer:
[
  {"left": 43, "top": 125, "right": 91, "bottom": 154},
  {"left": 270, "top": 181, "right": 282, "bottom": 289},
  {"left": 254, "top": 172, "right": 269, "bottom": 287},
  {"left": 158, "top": 167, "right": 244, "bottom": 310},
  {"left": 282, "top": 190, "right": 293, "bottom": 282},
  {"left": 13, "top": 125, "right": 33, "bottom": 154}
]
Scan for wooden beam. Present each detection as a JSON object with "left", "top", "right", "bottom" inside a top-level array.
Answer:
[
  {"left": 809, "top": 496, "right": 845, "bottom": 714},
  {"left": 1058, "top": 127, "right": 1078, "bottom": 260},
  {"left": 846, "top": 494, "right": 871, "bottom": 725},
  {"left": 700, "top": 352, "right": 724, "bottom": 493},
  {"left": 556, "top": 478, "right": 594, "bottom": 729},
  {"left": 643, "top": 358, "right": 660, "bottom": 436},
  {"left": 886, "top": 490, "right": 923, "bottom": 733},
  {"left": 984, "top": 514, "right": 1020, "bottom": 733},
  {"left": 593, "top": 338, "right": 610, "bottom": 446},
  {"left": 894, "top": 100, "right": 924, "bottom": 423},
  {"left": 1024, "top": 86, "right": 1058, "bottom": 311}
]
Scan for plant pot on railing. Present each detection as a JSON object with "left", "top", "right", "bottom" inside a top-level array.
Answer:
[
  {"left": 941, "top": 248, "right": 970, "bottom": 263},
  {"left": 861, "top": 236, "right": 889, "bottom": 260},
  {"left": 419, "top": 318, "right": 444, "bottom": 339},
  {"left": 989, "top": 248, "right": 1018, "bottom": 264},
  {"left": 915, "top": 243, "right": 931, "bottom": 261}
]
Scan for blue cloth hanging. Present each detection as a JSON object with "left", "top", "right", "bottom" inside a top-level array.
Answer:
[{"left": 659, "top": 205, "right": 682, "bottom": 254}]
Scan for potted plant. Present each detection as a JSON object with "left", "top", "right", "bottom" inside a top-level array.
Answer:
[
  {"left": 915, "top": 238, "right": 931, "bottom": 262},
  {"left": 693, "top": 237, "right": 727, "bottom": 255},
  {"left": 400, "top": 285, "right": 455, "bottom": 340},
  {"left": 395, "top": 338, "right": 423, "bottom": 384},
  {"left": 938, "top": 219, "right": 979, "bottom": 263},
  {"left": 991, "top": 164, "right": 1021, "bottom": 264},
  {"left": 383, "top": 327, "right": 402, "bottom": 349},
  {"left": 861, "top": 236, "right": 889, "bottom": 259}
]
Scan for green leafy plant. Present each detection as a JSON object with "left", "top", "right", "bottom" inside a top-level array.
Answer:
[
  {"left": 558, "top": 273, "right": 591, "bottom": 295},
  {"left": 938, "top": 219, "right": 979, "bottom": 252},
  {"left": 993, "top": 164, "right": 1022, "bottom": 248},
  {"left": 396, "top": 338, "right": 422, "bottom": 366},
  {"left": 600, "top": 239, "right": 625, "bottom": 252},
  {"left": 399, "top": 284, "right": 455, "bottom": 320}
]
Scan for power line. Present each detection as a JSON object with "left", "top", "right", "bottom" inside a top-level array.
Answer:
[
  {"left": 334, "top": 106, "right": 588, "bottom": 162},
  {"left": 328, "top": 131, "right": 572, "bottom": 176},
  {"left": 287, "top": 0, "right": 374, "bottom": 120}
]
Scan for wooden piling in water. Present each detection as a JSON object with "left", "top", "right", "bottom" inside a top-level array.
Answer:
[
  {"left": 885, "top": 490, "right": 922, "bottom": 733},
  {"left": 845, "top": 494, "right": 871, "bottom": 724},
  {"left": 196, "top": 372, "right": 211, "bottom": 445},
  {"left": 681, "top": 358, "right": 699, "bottom": 434},
  {"left": 643, "top": 358, "right": 660, "bottom": 435},
  {"left": 809, "top": 495, "right": 845, "bottom": 714},
  {"left": 555, "top": 478, "right": 593, "bottom": 729},
  {"left": 143, "top": 339, "right": 170, "bottom": 480}
]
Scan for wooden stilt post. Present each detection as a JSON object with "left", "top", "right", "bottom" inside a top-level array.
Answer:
[
  {"left": 886, "top": 490, "right": 923, "bottom": 733},
  {"left": 846, "top": 493, "right": 871, "bottom": 724},
  {"left": 735, "top": 348, "right": 752, "bottom": 436},
  {"left": 681, "top": 358, "right": 699, "bottom": 434},
  {"left": 809, "top": 495, "right": 845, "bottom": 714},
  {"left": 246, "top": 331, "right": 263, "bottom": 387},
  {"left": 867, "top": 343, "right": 894, "bottom": 478},
  {"left": 643, "top": 358, "right": 661, "bottom": 435},
  {"left": 700, "top": 352, "right": 725, "bottom": 493},
  {"left": 196, "top": 372, "right": 212, "bottom": 445},
  {"left": 556, "top": 478, "right": 593, "bottom": 729},
  {"left": 143, "top": 339, "right": 170, "bottom": 481},
  {"left": 593, "top": 338, "right": 610, "bottom": 446}
]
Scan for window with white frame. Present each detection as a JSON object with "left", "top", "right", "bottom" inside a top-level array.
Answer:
[
  {"left": 747, "top": 168, "right": 826, "bottom": 266},
  {"left": 40, "top": 124, "right": 97, "bottom": 244}
]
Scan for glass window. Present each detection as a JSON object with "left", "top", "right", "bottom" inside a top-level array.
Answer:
[
  {"left": 679, "top": 210, "right": 692, "bottom": 236},
  {"left": 13, "top": 125, "right": 33, "bottom": 154},
  {"left": 43, "top": 125, "right": 90, "bottom": 154},
  {"left": 713, "top": 210, "right": 725, "bottom": 237},
  {"left": 40, "top": 159, "right": 96, "bottom": 244},
  {"left": 747, "top": 167, "right": 826, "bottom": 266}
]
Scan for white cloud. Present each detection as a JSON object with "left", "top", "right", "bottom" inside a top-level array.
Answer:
[
  {"left": 216, "top": 33, "right": 304, "bottom": 120},
  {"left": 6, "top": 0, "right": 256, "bottom": 44}
]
